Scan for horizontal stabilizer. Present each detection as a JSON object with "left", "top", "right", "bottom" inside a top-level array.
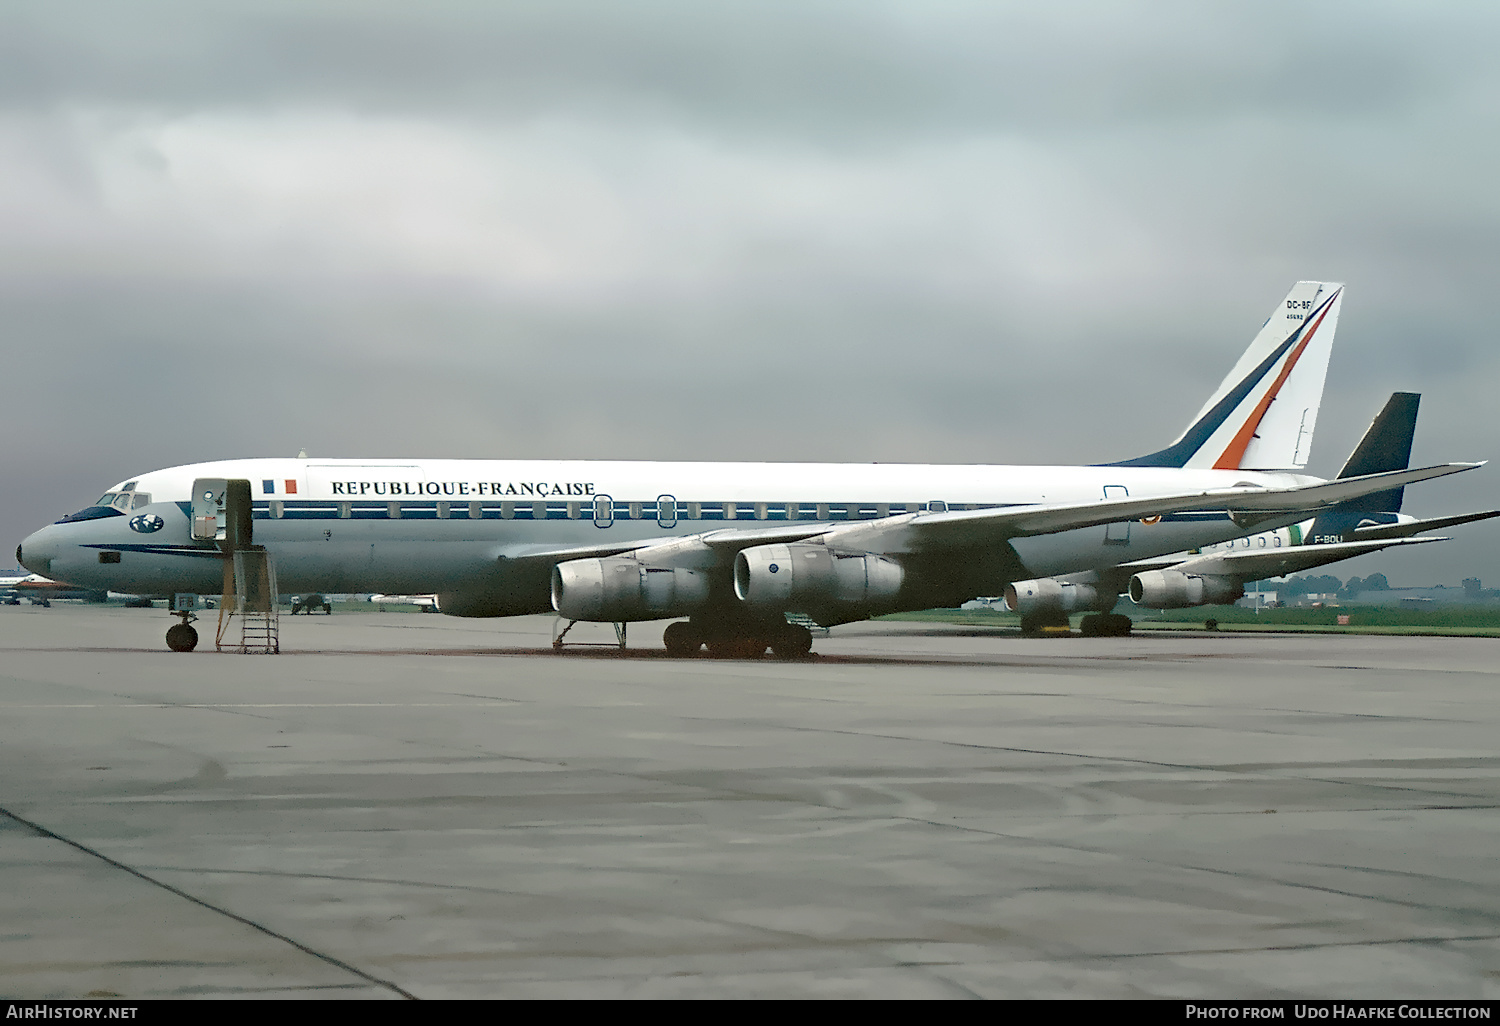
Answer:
[
  {"left": 1167, "top": 536, "right": 1445, "bottom": 580},
  {"left": 1352, "top": 509, "right": 1500, "bottom": 542}
]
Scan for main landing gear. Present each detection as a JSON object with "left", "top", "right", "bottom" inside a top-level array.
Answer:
[
  {"left": 1079, "top": 612, "right": 1133, "bottom": 637},
  {"left": 663, "top": 619, "right": 815, "bottom": 660},
  {"left": 1019, "top": 610, "right": 1134, "bottom": 637}
]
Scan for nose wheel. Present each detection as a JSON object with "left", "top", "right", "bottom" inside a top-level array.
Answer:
[{"left": 166, "top": 610, "right": 199, "bottom": 652}]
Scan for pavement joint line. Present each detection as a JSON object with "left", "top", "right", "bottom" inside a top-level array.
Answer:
[
  {"left": 0, "top": 804, "right": 419, "bottom": 1000},
  {"left": 1057, "top": 930, "right": 1500, "bottom": 962},
  {"left": 765, "top": 722, "right": 1500, "bottom": 801},
  {"left": 888, "top": 813, "right": 1500, "bottom": 923},
  {"left": 0, "top": 702, "right": 520, "bottom": 709}
]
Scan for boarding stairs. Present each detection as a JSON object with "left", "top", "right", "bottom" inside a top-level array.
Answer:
[{"left": 215, "top": 547, "right": 280, "bottom": 654}]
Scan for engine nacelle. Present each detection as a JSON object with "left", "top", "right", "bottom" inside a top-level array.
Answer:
[
  {"left": 734, "top": 544, "right": 903, "bottom": 610},
  {"left": 1003, "top": 578, "right": 1101, "bottom": 615},
  {"left": 551, "top": 558, "right": 710, "bottom": 622},
  {"left": 1128, "top": 570, "right": 1244, "bottom": 609}
]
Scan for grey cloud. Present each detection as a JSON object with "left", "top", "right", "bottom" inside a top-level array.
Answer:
[
  {"left": 3, "top": 1, "right": 1499, "bottom": 587},
  {"left": 1, "top": 2, "right": 1492, "bottom": 136}
]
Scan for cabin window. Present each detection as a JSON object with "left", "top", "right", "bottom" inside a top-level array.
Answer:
[{"left": 387, "top": 502, "right": 401, "bottom": 519}]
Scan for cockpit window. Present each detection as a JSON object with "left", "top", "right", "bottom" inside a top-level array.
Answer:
[
  {"left": 112, "top": 493, "right": 133, "bottom": 510},
  {"left": 96, "top": 492, "right": 118, "bottom": 506},
  {"left": 56, "top": 505, "right": 127, "bottom": 524},
  {"left": 132, "top": 493, "right": 151, "bottom": 509}
]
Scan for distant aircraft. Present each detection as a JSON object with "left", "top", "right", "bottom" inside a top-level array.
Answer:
[
  {"left": 1005, "top": 392, "right": 1500, "bottom": 628},
  {"left": 15, "top": 282, "right": 1493, "bottom": 653},
  {"left": 366, "top": 594, "right": 438, "bottom": 612},
  {"left": 0, "top": 569, "right": 107, "bottom": 606}
]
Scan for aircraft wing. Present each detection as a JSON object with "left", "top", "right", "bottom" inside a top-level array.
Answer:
[
  {"left": 820, "top": 463, "right": 1482, "bottom": 554},
  {"left": 491, "top": 463, "right": 1481, "bottom": 572},
  {"left": 1152, "top": 535, "right": 1446, "bottom": 581}
]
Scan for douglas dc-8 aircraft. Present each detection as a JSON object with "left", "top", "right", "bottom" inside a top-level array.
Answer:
[{"left": 16, "top": 282, "right": 1496, "bottom": 654}]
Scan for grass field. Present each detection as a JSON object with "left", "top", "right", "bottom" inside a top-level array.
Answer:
[{"left": 877, "top": 605, "right": 1500, "bottom": 638}]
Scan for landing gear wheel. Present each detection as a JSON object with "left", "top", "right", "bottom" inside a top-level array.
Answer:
[
  {"left": 166, "top": 623, "right": 199, "bottom": 652},
  {"left": 707, "top": 637, "right": 767, "bottom": 660},
  {"left": 770, "top": 624, "right": 814, "bottom": 659},
  {"left": 663, "top": 621, "right": 702, "bottom": 657},
  {"left": 1020, "top": 610, "right": 1071, "bottom": 635},
  {"left": 1080, "top": 613, "right": 1133, "bottom": 637}
]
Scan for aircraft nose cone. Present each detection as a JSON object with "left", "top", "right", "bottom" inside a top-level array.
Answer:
[{"left": 17, "top": 529, "right": 55, "bottom": 576}]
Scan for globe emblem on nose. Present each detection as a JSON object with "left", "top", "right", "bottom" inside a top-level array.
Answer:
[
  {"left": 769, "top": 563, "right": 779, "bottom": 573},
  {"left": 129, "top": 514, "right": 164, "bottom": 534}
]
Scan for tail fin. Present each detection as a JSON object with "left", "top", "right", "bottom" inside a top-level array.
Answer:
[
  {"left": 1336, "top": 391, "right": 1420, "bottom": 509},
  {"left": 1304, "top": 392, "right": 1419, "bottom": 541},
  {"left": 1108, "top": 282, "right": 1344, "bottom": 469}
]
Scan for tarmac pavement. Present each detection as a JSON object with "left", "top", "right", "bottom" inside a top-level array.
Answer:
[{"left": 1, "top": 604, "right": 1496, "bottom": 999}]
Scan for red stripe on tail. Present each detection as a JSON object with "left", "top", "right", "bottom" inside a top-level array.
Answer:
[{"left": 1211, "top": 298, "right": 1336, "bottom": 470}]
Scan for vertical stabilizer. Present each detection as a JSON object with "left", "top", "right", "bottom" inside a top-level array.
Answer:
[
  {"left": 1303, "top": 392, "right": 1420, "bottom": 540},
  {"left": 1107, "top": 282, "right": 1344, "bottom": 470},
  {"left": 1333, "top": 391, "right": 1420, "bottom": 511}
]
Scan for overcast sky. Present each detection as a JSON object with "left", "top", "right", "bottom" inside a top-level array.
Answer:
[{"left": 4, "top": 1, "right": 1498, "bottom": 586}]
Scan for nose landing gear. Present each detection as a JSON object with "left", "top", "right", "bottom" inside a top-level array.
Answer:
[{"left": 166, "top": 608, "right": 199, "bottom": 652}]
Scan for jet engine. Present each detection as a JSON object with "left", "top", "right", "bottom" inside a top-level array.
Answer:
[
  {"left": 1128, "top": 570, "right": 1243, "bottom": 609},
  {"left": 734, "top": 544, "right": 903, "bottom": 610},
  {"left": 1003, "top": 578, "right": 1102, "bottom": 615},
  {"left": 551, "top": 557, "right": 709, "bottom": 622}
]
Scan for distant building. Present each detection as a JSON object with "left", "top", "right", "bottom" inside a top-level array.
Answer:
[{"left": 1347, "top": 586, "right": 1499, "bottom": 607}]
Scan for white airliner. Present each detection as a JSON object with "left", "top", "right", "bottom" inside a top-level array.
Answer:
[{"left": 16, "top": 282, "right": 1493, "bottom": 654}]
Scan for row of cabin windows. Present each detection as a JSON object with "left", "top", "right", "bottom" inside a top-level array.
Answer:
[{"left": 255, "top": 499, "right": 983, "bottom": 522}]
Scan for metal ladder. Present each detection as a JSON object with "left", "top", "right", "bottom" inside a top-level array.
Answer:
[
  {"left": 215, "top": 548, "right": 280, "bottom": 654},
  {"left": 552, "top": 618, "right": 627, "bottom": 651}
]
